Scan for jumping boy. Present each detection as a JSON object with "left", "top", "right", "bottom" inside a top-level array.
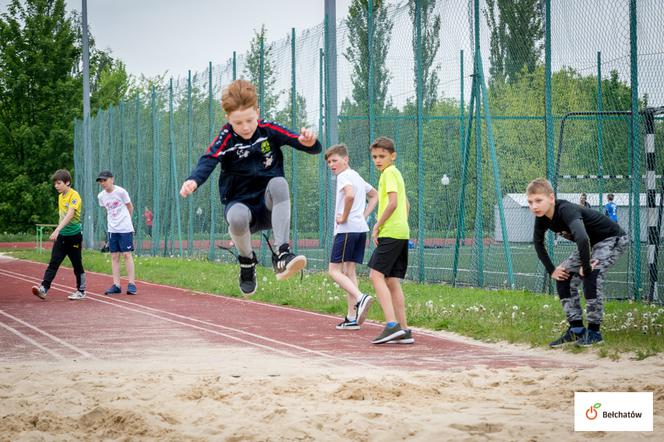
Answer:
[
  {"left": 325, "top": 144, "right": 378, "bottom": 330},
  {"left": 367, "top": 137, "right": 413, "bottom": 344},
  {"left": 97, "top": 170, "right": 137, "bottom": 295},
  {"left": 32, "top": 169, "right": 87, "bottom": 300},
  {"left": 527, "top": 178, "right": 628, "bottom": 347},
  {"left": 180, "top": 79, "right": 321, "bottom": 296}
]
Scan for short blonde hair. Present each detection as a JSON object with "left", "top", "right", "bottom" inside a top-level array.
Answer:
[
  {"left": 222, "top": 79, "right": 258, "bottom": 114},
  {"left": 324, "top": 144, "right": 349, "bottom": 161},
  {"left": 526, "top": 178, "right": 554, "bottom": 195}
]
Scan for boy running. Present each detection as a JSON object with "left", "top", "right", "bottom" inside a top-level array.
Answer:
[{"left": 32, "top": 169, "right": 87, "bottom": 300}]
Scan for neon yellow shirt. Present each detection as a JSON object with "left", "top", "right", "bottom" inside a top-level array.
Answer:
[
  {"left": 377, "top": 165, "right": 409, "bottom": 239},
  {"left": 58, "top": 188, "right": 82, "bottom": 236}
]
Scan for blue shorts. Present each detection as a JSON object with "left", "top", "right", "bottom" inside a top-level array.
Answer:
[
  {"left": 330, "top": 232, "right": 367, "bottom": 264},
  {"left": 108, "top": 232, "right": 134, "bottom": 253}
]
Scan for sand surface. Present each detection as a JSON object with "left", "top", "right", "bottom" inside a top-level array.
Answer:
[{"left": 1, "top": 336, "right": 661, "bottom": 441}]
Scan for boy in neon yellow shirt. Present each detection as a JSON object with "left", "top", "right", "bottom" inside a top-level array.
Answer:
[
  {"left": 367, "top": 137, "right": 413, "bottom": 344},
  {"left": 32, "top": 169, "right": 87, "bottom": 300}
]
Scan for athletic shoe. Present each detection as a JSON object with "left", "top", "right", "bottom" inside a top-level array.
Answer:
[
  {"left": 336, "top": 316, "right": 360, "bottom": 330},
  {"left": 126, "top": 283, "right": 137, "bottom": 295},
  {"left": 576, "top": 330, "right": 604, "bottom": 347},
  {"left": 371, "top": 323, "right": 406, "bottom": 344},
  {"left": 387, "top": 329, "right": 414, "bottom": 344},
  {"left": 355, "top": 294, "right": 373, "bottom": 325},
  {"left": 238, "top": 252, "right": 258, "bottom": 296},
  {"left": 549, "top": 327, "right": 585, "bottom": 348},
  {"left": 271, "top": 244, "right": 307, "bottom": 281},
  {"left": 104, "top": 284, "right": 122, "bottom": 295},
  {"left": 31, "top": 285, "right": 47, "bottom": 300},
  {"left": 68, "top": 290, "right": 86, "bottom": 300}
]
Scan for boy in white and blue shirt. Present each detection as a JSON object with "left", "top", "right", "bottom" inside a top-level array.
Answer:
[{"left": 325, "top": 144, "right": 378, "bottom": 330}]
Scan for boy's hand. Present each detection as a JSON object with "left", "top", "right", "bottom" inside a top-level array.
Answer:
[
  {"left": 179, "top": 180, "right": 198, "bottom": 198},
  {"left": 336, "top": 214, "right": 347, "bottom": 225},
  {"left": 371, "top": 224, "right": 379, "bottom": 246},
  {"left": 298, "top": 128, "right": 317, "bottom": 147},
  {"left": 579, "top": 259, "right": 599, "bottom": 277},
  {"left": 551, "top": 265, "right": 570, "bottom": 281}
]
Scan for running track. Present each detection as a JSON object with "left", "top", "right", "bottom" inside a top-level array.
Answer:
[{"left": 0, "top": 256, "right": 575, "bottom": 370}]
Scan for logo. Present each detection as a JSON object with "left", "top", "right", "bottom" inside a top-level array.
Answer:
[
  {"left": 585, "top": 403, "right": 600, "bottom": 420},
  {"left": 260, "top": 140, "right": 271, "bottom": 153},
  {"left": 575, "top": 392, "right": 652, "bottom": 432}
]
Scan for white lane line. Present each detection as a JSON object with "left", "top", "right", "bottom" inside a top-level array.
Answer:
[
  {"left": 0, "top": 269, "right": 378, "bottom": 368},
  {"left": 0, "top": 316, "right": 65, "bottom": 360},
  {"left": 0, "top": 308, "right": 97, "bottom": 360}
]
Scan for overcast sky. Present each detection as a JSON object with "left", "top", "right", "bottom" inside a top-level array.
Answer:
[{"left": 1, "top": 0, "right": 352, "bottom": 78}]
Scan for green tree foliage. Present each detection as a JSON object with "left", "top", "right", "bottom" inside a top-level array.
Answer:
[
  {"left": 408, "top": 0, "right": 441, "bottom": 111},
  {"left": 243, "top": 24, "right": 281, "bottom": 120},
  {"left": 342, "top": 0, "right": 393, "bottom": 116},
  {"left": 484, "top": 0, "right": 543, "bottom": 84},
  {"left": 0, "top": 0, "right": 81, "bottom": 232}
]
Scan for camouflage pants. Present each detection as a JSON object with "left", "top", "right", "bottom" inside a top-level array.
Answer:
[{"left": 557, "top": 235, "right": 628, "bottom": 325}]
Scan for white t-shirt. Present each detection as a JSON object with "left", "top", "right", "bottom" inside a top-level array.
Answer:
[
  {"left": 98, "top": 185, "right": 134, "bottom": 233},
  {"left": 334, "top": 168, "right": 373, "bottom": 235}
]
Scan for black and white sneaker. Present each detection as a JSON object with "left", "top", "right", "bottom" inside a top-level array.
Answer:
[
  {"left": 386, "top": 329, "right": 414, "bottom": 344},
  {"left": 336, "top": 317, "right": 360, "bottom": 330},
  {"left": 238, "top": 252, "right": 258, "bottom": 296},
  {"left": 355, "top": 294, "right": 373, "bottom": 325},
  {"left": 272, "top": 243, "right": 307, "bottom": 281}
]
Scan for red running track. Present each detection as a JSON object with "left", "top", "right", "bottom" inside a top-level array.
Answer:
[{"left": 0, "top": 256, "right": 577, "bottom": 370}]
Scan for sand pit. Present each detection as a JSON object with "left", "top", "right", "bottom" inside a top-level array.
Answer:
[{"left": 1, "top": 341, "right": 661, "bottom": 441}]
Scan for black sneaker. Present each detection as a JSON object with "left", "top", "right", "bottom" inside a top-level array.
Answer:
[
  {"left": 549, "top": 327, "right": 585, "bottom": 348},
  {"left": 238, "top": 252, "right": 258, "bottom": 296},
  {"left": 387, "top": 328, "right": 414, "bottom": 344},
  {"left": 336, "top": 317, "right": 360, "bottom": 330},
  {"left": 355, "top": 294, "right": 373, "bottom": 325},
  {"left": 272, "top": 244, "right": 307, "bottom": 281},
  {"left": 575, "top": 330, "right": 604, "bottom": 347},
  {"left": 371, "top": 323, "right": 406, "bottom": 344}
]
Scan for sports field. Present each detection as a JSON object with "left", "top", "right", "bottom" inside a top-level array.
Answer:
[{"left": 1, "top": 253, "right": 662, "bottom": 440}]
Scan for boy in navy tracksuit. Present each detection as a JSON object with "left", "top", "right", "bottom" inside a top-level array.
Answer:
[
  {"left": 527, "top": 178, "right": 628, "bottom": 347},
  {"left": 180, "top": 79, "right": 321, "bottom": 295}
]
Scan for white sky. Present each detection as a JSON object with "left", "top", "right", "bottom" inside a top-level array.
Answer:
[{"left": 0, "top": 0, "right": 352, "bottom": 78}]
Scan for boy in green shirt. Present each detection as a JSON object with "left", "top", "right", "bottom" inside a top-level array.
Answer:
[
  {"left": 367, "top": 137, "right": 413, "bottom": 344},
  {"left": 32, "top": 169, "right": 87, "bottom": 300}
]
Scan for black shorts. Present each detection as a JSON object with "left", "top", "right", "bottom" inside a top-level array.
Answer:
[
  {"left": 330, "top": 232, "right": 367, "bottom": 264},
  {"left": 368, "top": 237, "right": 409, "bottom": 279}
]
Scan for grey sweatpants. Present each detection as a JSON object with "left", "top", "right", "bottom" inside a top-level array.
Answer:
[
  {"left": 226, "top": 177, "right": 291, "bottom": 258},
  {"left": 556, "top": 235, "right": 628, "bottom": 325}
]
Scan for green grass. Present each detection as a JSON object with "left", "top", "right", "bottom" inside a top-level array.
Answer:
[
  {"left": 7, "top": 248, "right": 663, "bottom": 359},
  {"left": 0, "top": 232, "right": 36, "bottom": 242}
]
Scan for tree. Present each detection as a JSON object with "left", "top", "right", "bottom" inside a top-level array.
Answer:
[
  {"left": 243, "top": 24, "right": 281, "bottom": 120},
  {"left": 0, "top": 0, "right": 81, "bottom": 232},
  {"left": 484, "top": 0, "right": 543, "bottom": 84},
  {"left": 408, "top": 0, "right": 441, "bottom": 111},
  {"left": 343, "top": 0, "right": 394, "bottom": 115}
]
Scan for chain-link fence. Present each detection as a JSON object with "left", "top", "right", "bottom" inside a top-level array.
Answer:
[{"left": 74, "top": 0, "right": 664, "bottom": 302}]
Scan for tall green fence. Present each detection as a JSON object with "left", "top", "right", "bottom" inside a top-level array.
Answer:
[{"left": 74, "top": 0, "right": 664, "bottom": 302}]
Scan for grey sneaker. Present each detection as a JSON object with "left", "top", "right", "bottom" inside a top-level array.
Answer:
[
  {"left": 31, "top": 285, "right": 47, "bottom": 300},
  {"left": 68, "top": 290, "right": 86, "bottom": 300},
  {"left": 355, "top": 294, "right": 373, "bottom": 325},
  {"left": 387, "top": 329, "right": 414, "bottom": 344},
  {"left": 549, "top": 327, "right": 585, "bottom": 348},
  {"left": 371, "top": 323, "right": 406, "bottom": 344},
  {"left": 336, "top": 316, "right": 360, "bottom": 330}
]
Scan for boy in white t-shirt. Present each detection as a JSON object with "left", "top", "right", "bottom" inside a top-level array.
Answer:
[
  {"left": 325, "top": 144, "right": 378, "bottom": 330},
  {"left": 97, "top": 170, "right": 137, "bottom": 295}
]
